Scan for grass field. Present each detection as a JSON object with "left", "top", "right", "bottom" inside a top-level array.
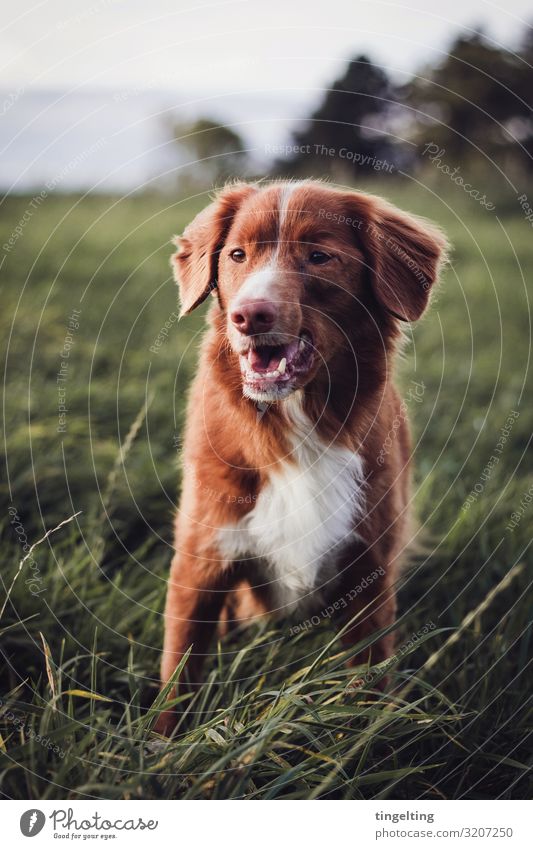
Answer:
[{"left": 0, "top": 178, "right": 531, "bottom": 799}]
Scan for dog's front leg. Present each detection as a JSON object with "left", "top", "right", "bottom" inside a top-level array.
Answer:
[
  {"left": 334, "top": 546, "right": 398, "bottom": 683},
  {"left": 155, "top": 549, "right": 232, "bottom": 734}
]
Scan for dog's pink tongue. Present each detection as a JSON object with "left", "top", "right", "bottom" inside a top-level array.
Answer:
[
  {"left": 248, "top": 340, "right": 300, "bottom": 372},
  {"left": 248, "top": 347, "right": 274, "bottom": 371}
]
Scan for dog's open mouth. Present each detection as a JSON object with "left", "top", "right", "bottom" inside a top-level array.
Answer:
[{"left": 239, "top": 332, "right": 314, "bottom": 392}]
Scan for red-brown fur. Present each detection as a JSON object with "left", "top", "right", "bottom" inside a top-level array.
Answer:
[{"left": 155, "top": 181, "right": 448, "bottom": 734}]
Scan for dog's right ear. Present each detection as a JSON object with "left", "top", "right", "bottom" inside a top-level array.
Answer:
[{"left": 172, "top": 183, "right": 257, "bottom": 316}]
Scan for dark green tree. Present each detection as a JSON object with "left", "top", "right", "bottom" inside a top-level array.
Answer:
[
  {"left": 173, "top": 118, "right": 250, "bottom": 188},
  {"left": 406, "top": 30, "right": 533, "bottom": 170},
  {"left": 279, "top": 55, "right": 400, "bottom": 178}
]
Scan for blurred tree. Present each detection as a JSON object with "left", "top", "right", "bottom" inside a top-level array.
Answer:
[
  {"left": 277, "top": 55, "right": 402, "bottom": 178},
  {"left": 173, "top": 118, "right": 251, "bottom": 188},
  {"left": 406, "top": 30, "right": 533, "bottom": 171},
  {"left": 516, "top": 27, "right": 533, "bottom": 165}
]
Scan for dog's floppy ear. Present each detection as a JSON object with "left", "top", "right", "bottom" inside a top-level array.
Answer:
[
  {"left": 172, "top": 183, "right": 257, "bottom": 316},
  {"left": 355, "top": 196, "right": 449, "bottom": 322}
]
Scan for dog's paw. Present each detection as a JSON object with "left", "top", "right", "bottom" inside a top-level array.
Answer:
[{"left": 152, "top": 708, "right": 178, "bottom": 737}]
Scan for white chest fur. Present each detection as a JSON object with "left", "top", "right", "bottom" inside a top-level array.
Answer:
[{"left": 218, "top": 401, "right": 365, "bottom": 612}]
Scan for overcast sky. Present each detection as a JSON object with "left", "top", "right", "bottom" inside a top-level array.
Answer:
[
  {"left": 1, "top": 0, "right": 531, "bottom": 98},
  {"left": 1, "top": 0, "right": 531, "bottom": 191}
]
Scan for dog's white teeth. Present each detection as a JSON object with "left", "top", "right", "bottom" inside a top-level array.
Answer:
[
  {"left": 247, "top": 369, "right": 282, "bottom": 380},
  {"left": 299, "top": 339, "right": 305, "bottom": 352},
  {"left": 278, "top": 357, "right": 287, "bottom": 375}
]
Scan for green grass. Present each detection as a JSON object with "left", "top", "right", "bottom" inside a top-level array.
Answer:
[{"left": 0, "top": 179, "right": 531, "bottom": 799}]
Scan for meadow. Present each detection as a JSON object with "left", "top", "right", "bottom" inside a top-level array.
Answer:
[{"left": 0, "top": 177, "right": 531, "bottom": 799}]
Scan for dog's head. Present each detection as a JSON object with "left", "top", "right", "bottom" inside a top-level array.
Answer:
[{"left": 172, "top": 181, "right": 448, "bottom": 402}]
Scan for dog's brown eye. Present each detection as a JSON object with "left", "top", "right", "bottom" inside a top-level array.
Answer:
[
  {"left": 309, "top": 250, "right": 332, "bottom": 265},
  {"left": 230, "top": 248, "right": 246, "bottom": 263}
]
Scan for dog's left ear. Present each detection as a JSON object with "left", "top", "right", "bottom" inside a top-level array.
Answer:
[
  {"left": 172, "top": 183, "right": 257, "bottom": 316},
  {"left": 356, "top": 196, "right": 449, "bottom": 322}
]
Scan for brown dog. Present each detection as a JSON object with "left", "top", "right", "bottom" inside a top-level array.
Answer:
[{"left": 156, "top": 180, "right": 447, "bottom": 733}]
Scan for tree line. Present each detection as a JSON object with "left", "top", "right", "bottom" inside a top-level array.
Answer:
[{"left": 173, "top": 27, "right": 533, "bottom": 186}]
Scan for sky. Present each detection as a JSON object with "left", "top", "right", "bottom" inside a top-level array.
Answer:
[
  {"left": 1, "top": 0, "right": 531, "bottom": 96},
  {"left": 1, "top": 0, "right": 531, "bottom": 191}
]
